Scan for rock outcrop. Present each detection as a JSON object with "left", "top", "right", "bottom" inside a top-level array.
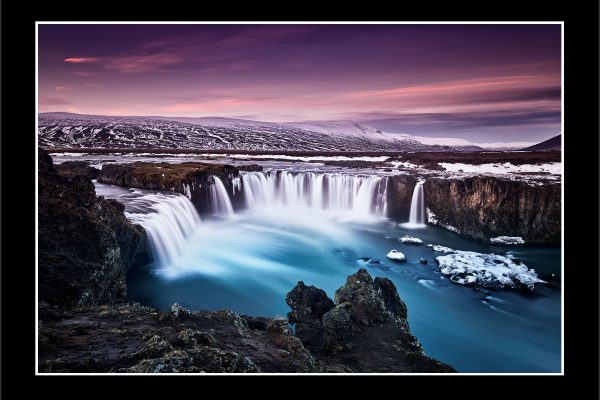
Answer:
[
  {"left": 97, "top": 162, "right": 258, "bottom": 214},
  {"left": 38, "top": 149, "right": 148, "bottom": 308},
  {"left": 424, "top": 177, "right": 560, "bottom": 244},
  {"left": 286, "top": 282, "right": 335, "bottom": 354},
  {"left": 386, "top": 175, "right": 418, "bottom": 220},
  {"left": 54, "top": 161, "right": 100, "bottom": 179},
  {"left": 286, "top": 269, "right": 455, "bottom": 372}
]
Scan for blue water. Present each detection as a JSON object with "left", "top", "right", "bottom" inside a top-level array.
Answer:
[{"left": 126, "top": 206, "right": 561, "bottom": 373}]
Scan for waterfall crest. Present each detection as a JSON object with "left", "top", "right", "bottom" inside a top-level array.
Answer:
[
  {"left": 210, "top": 176, "right": 234, "bottom": 216},
  {"left": 241, "top": 171, "right": 388, "bottom": 217},
  {"left": 405, "top": 181, "right": 426, "bottom": 228}
]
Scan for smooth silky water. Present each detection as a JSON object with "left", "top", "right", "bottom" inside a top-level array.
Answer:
[{"left": 95, "top": 173, "right": 561, "bottom": 373}]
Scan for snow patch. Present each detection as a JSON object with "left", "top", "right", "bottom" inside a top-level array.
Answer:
[
  {"left": 400, "top": 235, "right": 423, "bottom": 245},
  {"left": 426, "top": 244, "right": 455, "bottom": 253},
  {"left": 436, "top": 251, "right": 545, "bottom": 291},
  {"left": 490, "top": 236, "right": 525, "bottom": 244},
  {"left": 386, "top": 250, "right": 406, "bottom": 262},
  {"left": 426, "top": 208, "right": 461, "bottom": 234},
  {"left": 439, "top": 162, "right": 561, "bottom": 175}
]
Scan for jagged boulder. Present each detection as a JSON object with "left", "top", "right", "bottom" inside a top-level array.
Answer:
[
  {"left": 286, "top": 281, "right": 335, "bottom": 354},
  {"left": 287, "top": 269, "right": 456, "bottom": 372}
]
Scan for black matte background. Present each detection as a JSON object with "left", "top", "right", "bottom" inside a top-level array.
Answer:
[{"left": 1, "top": 1, "right": 598, "bottom": 395}]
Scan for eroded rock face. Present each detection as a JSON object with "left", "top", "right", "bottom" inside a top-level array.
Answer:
[
  {"left": 38, "top": 149, "right": 148, "bottom": 308},
  {"left": 55, "top": 161, "right": 100, "bottom": 179},
  {"left": 287, "top": 269, "right": 455, "bottom": 372},
  {"left": 424, "top": 177, "right": 560, "bottom": 244},
  {"left": 386, "top": 175, "right": 418, "bottom": 220},
  {"left": 38, "top": 303, "right": 315, "bottom": 373},
  {"left": 97, "top": 162, "right": 248, "bottom": 214},
  {"left": 286, "top": 281, "right": 335, "bottom": 354}
]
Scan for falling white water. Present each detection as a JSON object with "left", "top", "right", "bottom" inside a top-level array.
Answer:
[
  {"left": 93, "top": 182, "right": 202, "bottom": 266},
  {"left": 241, "top": 171, "right": 388, "bottom": 217},
  {"left": 406, "top": 181, "right": 426, "bottom": 228},
  {"left": 210, "top": 176, "right": 234, "bottom": 216}
]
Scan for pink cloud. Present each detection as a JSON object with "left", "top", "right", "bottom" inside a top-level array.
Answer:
[
  {"left": 64, "top": 57, "right": 98, "bottom": 63},
  {"left": 341, "top": 76, "right": 545, "bottom": 100},
  {"left": 55, "top": 85, "right": 72, "bottom": 92}
]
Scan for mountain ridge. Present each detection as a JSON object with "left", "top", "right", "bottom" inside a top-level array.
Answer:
[
  {"left": 38, "top": 112, "right": 451, "bottom": 152},
  {"left": 520, "top": 134, "right": 561, "bottom": 151}
]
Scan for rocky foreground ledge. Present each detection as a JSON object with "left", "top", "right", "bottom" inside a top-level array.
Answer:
[{"left": 39, "top": 269, "right": 455, "bottom": 373}]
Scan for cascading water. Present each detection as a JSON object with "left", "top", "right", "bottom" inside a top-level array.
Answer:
[
  {"left": 405, "top": 181, "right": 426, "bottom": 228},
  {"left": 94, "top": 182, "right": 201, "bottom": 266},
  {"left": 241, "top": 171, "right": 388, "bottom": 217},
  {"left": 209, "top": 176, "right": 234, "bottom": 216}
]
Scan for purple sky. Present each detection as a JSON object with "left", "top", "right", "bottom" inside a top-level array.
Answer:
[{"left": 38, "top": 24, "right": 561, "bottom": 142}]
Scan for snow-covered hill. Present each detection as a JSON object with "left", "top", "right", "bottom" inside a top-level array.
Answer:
[{"left": 38, "top": 113, "right": 458, "bottom": 152}]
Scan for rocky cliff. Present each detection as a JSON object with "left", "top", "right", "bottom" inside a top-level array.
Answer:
[
  {"left": 97, "top": 162, "right": 258, "bottom": 214},
  {"left": 386, "top": 175, "right": 418, "bottom": 220},
  {"left": 38, "top": 149, "right": 148, "bottom": 308},
  {"left": 423, "top": 177, "right": 561, "bottom": 244}
]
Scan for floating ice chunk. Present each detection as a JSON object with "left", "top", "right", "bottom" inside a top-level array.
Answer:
[
  {"left": 490, "top": 236, "right": 525, "bottom": 244},
  {"left": 386, "top": 249, "right": 406, "bottom": 262},
  {"left": 435, "top": 250, "right": 545, "bottom": 291},
  {"left": 427, "top": 244, "right": 455, "bottom": 253},
  {"left": 400, "top": 235, "right": 423, "bottom": 245}
]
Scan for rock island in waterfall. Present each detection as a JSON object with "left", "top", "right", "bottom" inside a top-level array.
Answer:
[{"left": 37, "top": 23, "right": 562, "bottom": 373}]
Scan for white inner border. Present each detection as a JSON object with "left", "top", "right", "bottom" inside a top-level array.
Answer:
[{"left": 35, "top": 20, "right": 564, "bottom": 376}]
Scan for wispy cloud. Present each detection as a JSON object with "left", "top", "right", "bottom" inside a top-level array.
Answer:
[
  {"left": 55, "top": 85, "right": 73, "bottom": 92},
  {"left": 64, "top": 57, "right": 98, "bottom": 63}
]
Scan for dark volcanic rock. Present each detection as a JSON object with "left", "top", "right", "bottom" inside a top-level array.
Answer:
[
  {"left": 420, "top": 161, "right": 446, "bottom": 171},
  {"left": 424, "top": 177, "right": 561, "bottom": 244},
  {"left": 38, "top": 148, "right": 148, "bottom": 308},
  {"left": 237, "top": 164, "right": 263, "bottom": 172},
  {"left": 289, "top": 269, "right": 455, "bottom": 372},
  {"left": 55, "top": 161, "right": 100, "bottom": 179},
  {"left": 286, "top": 281, "right": 335, "bottom": 354},
  {"left": 97, "top": 162, "right": 243, "bottom": 215},
  {"left": 386, "top": 175, "right": 418, "bottom": 220},
  {"left": 38, "top": 270, "right": 455, "bottom": 373},
  {"left": 38, "top": 304, "right": 316, "bottom": 373}
]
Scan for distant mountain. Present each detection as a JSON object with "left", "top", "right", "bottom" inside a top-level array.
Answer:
[
  {"left": 520, "top": 135, "right": 561, "bottom": 151},
  {"left": 38, "top": 113, "right": 458, "bottom": 152},
  {"left": 408, "top": 135, "right": 487, "bottom": 151}
]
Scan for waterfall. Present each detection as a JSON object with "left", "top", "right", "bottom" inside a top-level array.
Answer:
[
  {"left": 241, "top": 171, "right": 388, "bottom": 217},
  {"left": 131, "top": 195, "right": 202, "bottom": 265},
  {"left": 407, "top": 181, "right": 425, "bottom": 227},
  {"left": 209, "top": 176, "right": 234, "bottom": 216},
  {"left": 94, "top": 182, "right": 202, "bottom": 266}
]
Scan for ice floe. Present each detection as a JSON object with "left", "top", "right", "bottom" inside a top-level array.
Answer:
[
  {"left": 490, "top": 236, "right": 525, "bottom": 244},
  {"left": 400, "top": 235, "right": 423, "bottom": 245},
  {"left": 426, "top": 244, "right": 455, "bottom": 253},
  {"left": 386, "top": 250, "right": 406, "bottom": 262},
  {"left": 435, "top": 251, "right": 545, "bottom": 291}
]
